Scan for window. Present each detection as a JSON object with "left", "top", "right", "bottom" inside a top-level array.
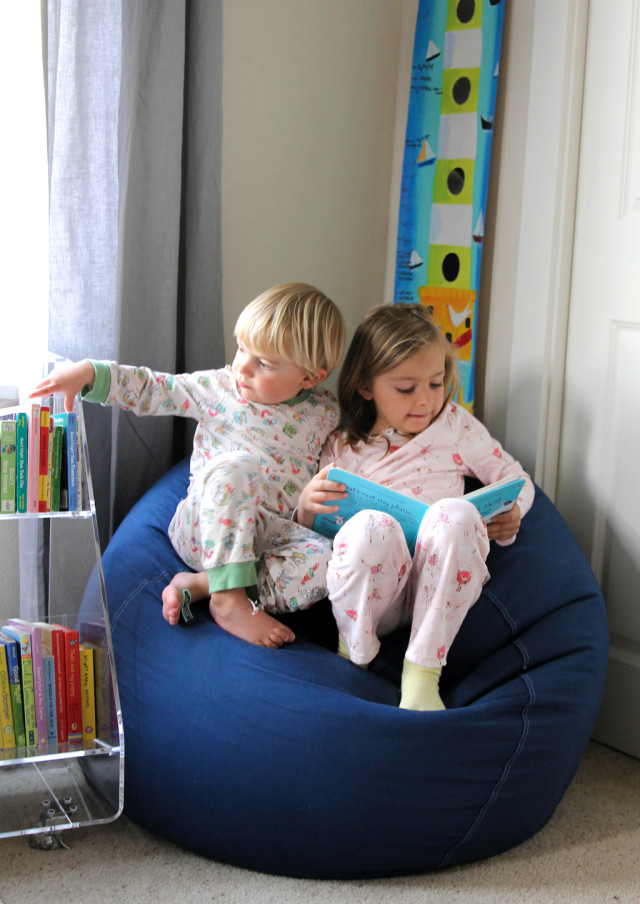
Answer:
[{"left": 0, "top": 6, "right": 49, "bottom": 405}]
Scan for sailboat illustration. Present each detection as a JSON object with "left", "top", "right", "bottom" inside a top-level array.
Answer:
[
  {"left": 473, "top": 211, "right": 484, "bottom": 243},
  {"left": 416, "top": 139, "right": 436, "bottom": 167},
  {"left": 426, "top": 40, "right": 440, "bottom": 62},
  {"left": 409, "top": 249, "right": 423, "bottom": 269}
]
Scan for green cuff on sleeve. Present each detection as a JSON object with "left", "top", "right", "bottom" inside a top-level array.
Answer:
[
  {"left": 207, "top": 561, "right": 258, "bottom": 594},
  {"left": 81, "top": 360, "right": 111, "bottom": 403}
]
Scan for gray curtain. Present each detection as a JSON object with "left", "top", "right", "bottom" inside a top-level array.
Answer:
[{"left": 44, "top": 0, "right": 224, "bottom": 548}]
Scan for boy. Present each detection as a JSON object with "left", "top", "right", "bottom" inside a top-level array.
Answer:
[{"left": 31, "top": 283, "right": 345, "bottom": 648}]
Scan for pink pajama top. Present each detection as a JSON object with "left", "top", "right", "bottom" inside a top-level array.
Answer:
[{"left": 320, "top": 402, "right": 535, "bottom": 529}]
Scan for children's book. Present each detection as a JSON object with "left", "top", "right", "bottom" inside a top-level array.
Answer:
[
  {"left": 313, "top": 468, "right": 526, "bottom": 555},
  {"left": 50, "top": 624, "right": 82, "bottom": 742},
  {"left": 79, "top": 621, "right": 115, "bottom": 740},
  {"left": 79, "top": 645, "right": 96, "bottom": 742},
  {"left": 43, "top": 655, "right": 57, "bottom": 743},
  {"left": 1, "top": 625, "right": 37, "bottom": 746},
  {"left": 53, "top": 413, "right": 78, "bottom": 511},
  {"left": 0, "top": 643, "right": 15, "bottom": 749},
  {"left": 33, "top": 622, "right": 67, "bottom": 743},
  {"left": 27, "top": 403, "right": 41, "bottom": 513},
  {"left": 38, "top": 405, "right": 50, "bottom": 512},
  {"left": 0, "top": 633, "right": 25, "bottom": 747},
  {"left": 7, "top": 619, "right": 47, "bottom": 746},
  {"left": 0, "top": 414, "right": 17, "bottom": 514},
  {"left": 16, "top": 411, "right": 28, "bottom": 513}
]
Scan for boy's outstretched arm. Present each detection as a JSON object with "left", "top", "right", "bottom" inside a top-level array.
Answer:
[
  {"left": 295, "top": 464, "right": 347, "bottom": 530},
  {"left": 29, "top": 360, "right": 96, "bottom": 413}
]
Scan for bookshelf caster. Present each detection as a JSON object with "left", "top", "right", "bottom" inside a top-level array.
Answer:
[{"left": 0, "top": 401, "right": 124, "bottom": 841}]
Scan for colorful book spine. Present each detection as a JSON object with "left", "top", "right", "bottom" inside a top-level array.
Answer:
[
  {"left": 34, "top": 622, "right": 67, "bottom": 744},
  {"left": 80, "top": 633, "right": 113, "bottom": 740},
  {"left": 38, "top": 406, "right": 50, "bottom": 513},
  {"left": 27, "top": 403, "right": 41, "bottom": 513},
  {"left": 50, "top": 424, "right": 64, "bottom": 512},
  {"left": 0, "top": 633, "right": 25, "bottom": 747},
  {"left": 54, "top": 413, "right": 78, "bottom": 511},
  {"left": 43, "top": 655, "right": 57, "bottom": 743},
  {"left": 8, "top": 619, "right": 47, "bottom": 746},
  {"left": 16, "top": 411, "right": 28, "bottom": 513},
  {"left": 0, "top": 643, "right": 15, "bottom": 749},
  {"left": 51, "top": 625, "right": 82, "bottom": 742},
  {"left": 79, "top": 645, "right": 96, "bottom": 742},
  {"left": 1, "top": 625, "right": 37, "bottom": 746},
  {"left": 0, "top": 414, "right": 17, "bottom": 514}
]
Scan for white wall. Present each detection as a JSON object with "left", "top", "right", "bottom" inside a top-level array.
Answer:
[{"left": 221, "top": 0, "right": 404, "bottom": 391}]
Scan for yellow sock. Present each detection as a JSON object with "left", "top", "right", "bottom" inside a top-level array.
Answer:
[
  {"left": 337, "top": 635, "right": 368, "bottom": 668},
  {"left": 337, "top": 634, "right": 351, "bottom": 661},
  {"left": 399, "top": 658, "right": 445, "bottom": 711}
]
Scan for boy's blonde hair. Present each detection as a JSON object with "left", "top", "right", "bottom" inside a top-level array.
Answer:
[
  {"left": 234, "top": 283, "right": 345, "bottom": 378},
  {"left": 338, "top": 303, "right": 459, "bottom": 447}
]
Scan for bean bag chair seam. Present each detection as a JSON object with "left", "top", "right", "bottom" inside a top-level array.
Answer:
[
  {"left": 439, "top": 671, "right": 536, "bottom": 869},
  {"left": 110, "top": 569, "right": 172, "bottom": 633}
]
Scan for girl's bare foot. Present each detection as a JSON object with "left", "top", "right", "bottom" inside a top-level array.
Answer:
[
  {"left": 209, "top": 588, "right": 295, "bottom": 648},
  {"left": 162, "top": 571, "right": 210, "bottom": 625}
]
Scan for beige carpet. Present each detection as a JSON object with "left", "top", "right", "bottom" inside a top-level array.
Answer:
[{"left": 0, "top": 740, "right": 638, "bottom": 904}]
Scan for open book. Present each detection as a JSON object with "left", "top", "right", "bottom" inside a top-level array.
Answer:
[{"left": 312, "top": 467, "right": 525, "bottom": 554}]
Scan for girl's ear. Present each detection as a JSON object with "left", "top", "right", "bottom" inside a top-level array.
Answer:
[{"left": 357, "top": 382, "right": 373, "bottom": 401}]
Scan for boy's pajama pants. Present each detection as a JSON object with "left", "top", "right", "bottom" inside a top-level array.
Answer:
[
  {"left": 326, "top": 498, "right": 491, "bottom": 668},
  {"left": 168, "top": 451, "right": 333, "bottom": 612}
]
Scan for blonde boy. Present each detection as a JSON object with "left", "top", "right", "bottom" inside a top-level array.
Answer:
[{"left": 31, "top": 283, "right": 345, "bottom": 648}]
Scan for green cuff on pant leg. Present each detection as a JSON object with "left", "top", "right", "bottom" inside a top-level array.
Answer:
[{"left": 207, "top": 561, "right": 258, "bottom": 594}]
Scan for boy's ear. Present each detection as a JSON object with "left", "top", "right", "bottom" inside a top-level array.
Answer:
[
  {"left": 357, "top": 382, "right": 373, "bottom": 401},
  {"left": 301, "top": 368, "right": 327, "bottom": 388}
]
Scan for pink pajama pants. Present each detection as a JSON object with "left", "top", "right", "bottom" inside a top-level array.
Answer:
[{"left": 326, "top": 498, "right": 490, "bottom": 668}]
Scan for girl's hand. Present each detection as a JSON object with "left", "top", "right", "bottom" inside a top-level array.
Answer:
[
  {"left": 296, "top": 464, "right": 348, "bottom": 530},
  {"left": 487, "top": 503, "right": 521, "bottom": 543},
  {"left": 29, "top": 360, "right": 96, "bottom": 413}
]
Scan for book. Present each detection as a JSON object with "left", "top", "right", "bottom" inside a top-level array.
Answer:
[
  {"left": 27, "top": 403, "right": 41, "bottom": 513},
  {"left": 79, "top": 645, "right": 96, "bottom": 741},
  {"left": 0, "top": 632, "right": 25, "bottom": 747},
  {"left": 79, "top": 621, "right": 114, "bottom": 740},
  {"left": 38, "top": 405, "right": 50, "bottom": 512},
  {"left": 33, "top": 622, "right": 67, "bottom": 743},
  {"left": 7, "top": 619, "right": 47, "bottom": 746},
  {"left": 1, "top": 625, "right": 37, "bottom": 746},
  {"left": 16, "top": 411, "right": 28, "bottom": 513},
  {"left": 43, "top": 655, "right": 57, "bottom": 743},
  {"left": 313, "top": 468, "right": 526, "bottom": 555},
  {"left": 0, "top": 642, "right": 15, "bottom": 749},
  {"left": 53, "top": 412, "right": 78, "bottom": 512},
  {"left": 50, "top": 624, "right": 82, "bottom": 742},
  {"left": 0, "top": 414, "right": 17, "bottom": 514},
  {"left": 50, "top": 423, "right": 64, "bottom": 512}
]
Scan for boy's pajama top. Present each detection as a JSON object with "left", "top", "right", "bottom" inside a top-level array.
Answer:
[{"left": 85, "top": 362, "right": 340, "bottom": 612}]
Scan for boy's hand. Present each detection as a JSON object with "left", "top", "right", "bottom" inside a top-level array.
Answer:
[
  {"left": 29, "top": 360, "right": 96, "bottom": 413},
  {"left": 487, "top": 503, "right": 522, "bottom": 543},
  {"left": 296, "top": 464, "right": 348, "bottom": 530}
]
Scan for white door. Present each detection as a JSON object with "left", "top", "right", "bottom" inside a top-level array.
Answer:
[{"left": 556, "top": 0, "right": 640, "bottom": 757}]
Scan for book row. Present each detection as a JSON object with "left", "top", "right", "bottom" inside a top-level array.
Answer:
[
  {"left": 0, "top": 618, "right": 114, "bottom": 751},
  {"left": 0, "top": 405, "right": 87, "bottom": 515}
]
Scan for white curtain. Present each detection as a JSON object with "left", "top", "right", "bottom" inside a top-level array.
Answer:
[
  {"left": 21, "top": 1, "right": 223, "bottom": 620},
  {"left": 44, "top": 0, "right": 224, "bottom": 546}
]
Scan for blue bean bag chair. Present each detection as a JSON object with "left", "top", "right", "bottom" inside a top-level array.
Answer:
[{"left": 99, "top": 457, "right": 608, "bottom": 879}]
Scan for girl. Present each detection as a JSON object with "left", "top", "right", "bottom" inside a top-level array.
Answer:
[{"left": 296, "top": 304, "right": 534, "bottom": 710}]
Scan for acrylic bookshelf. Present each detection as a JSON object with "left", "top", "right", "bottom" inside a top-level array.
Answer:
[{"left": 0, "top": 399, "right": 124, "bottom": 843}]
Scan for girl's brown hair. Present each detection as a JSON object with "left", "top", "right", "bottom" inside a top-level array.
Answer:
[{"left": 338, "top": 303, "right": 458, "bottom": 447}]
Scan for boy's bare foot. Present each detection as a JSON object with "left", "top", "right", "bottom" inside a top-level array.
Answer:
[
  {"left": 209, "top": 588, "right": 295, "bottom": 648},
  {"left": 162, "top": 572, "right": 210, "bottom": 625}
]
